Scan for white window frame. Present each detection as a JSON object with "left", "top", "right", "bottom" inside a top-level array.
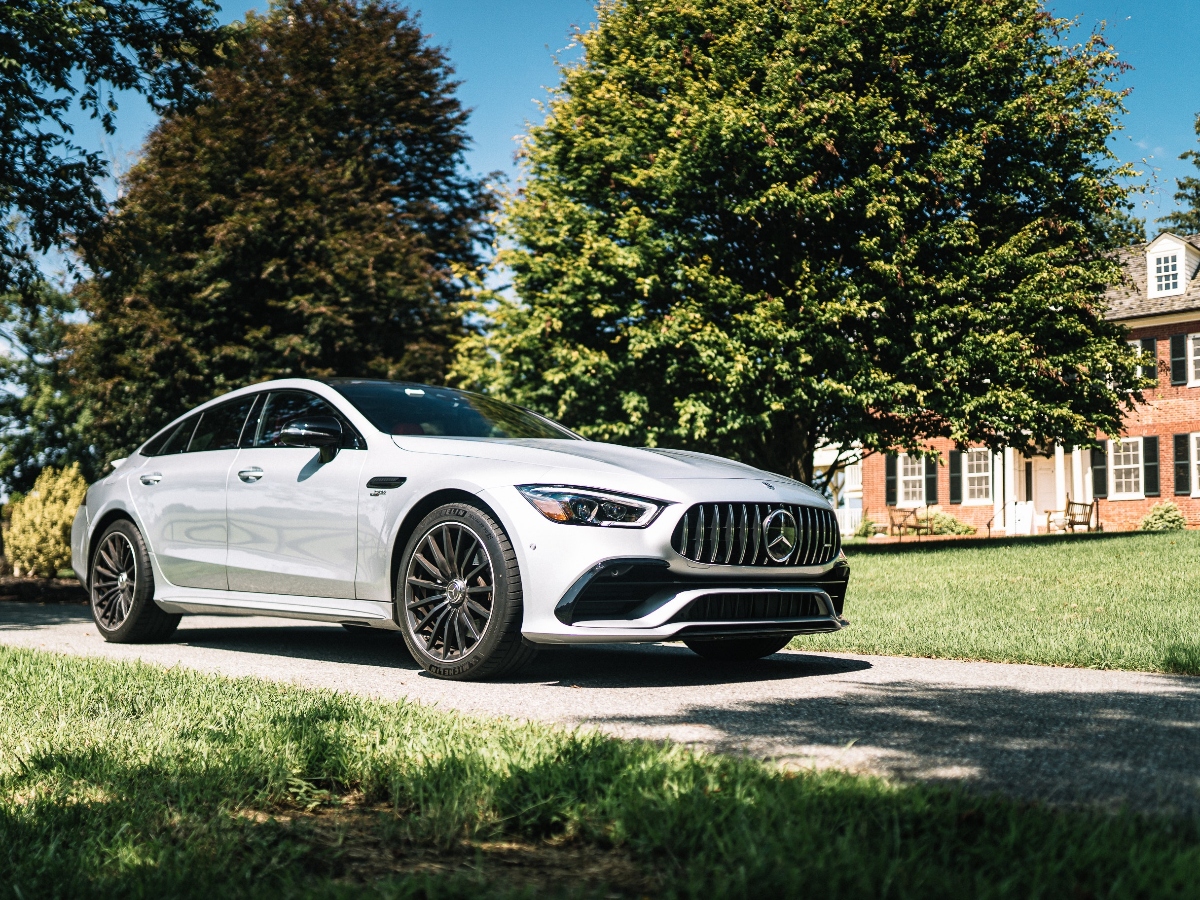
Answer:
[
  {"left": 1150, "top": 252, "right": 1182, "bottom": 297},
  {"left": 898, "top": 453, "right": 925, "bottom": 507},
  {"left": 1187, "top": 334, "right": 1200, "bottom": 387},
  {"left": 963, "top": 448, "right": 992, "bottom": 505},
  {"left": 1191, "top": 433, "right": 1200, "bottom": 499},
  {"left": 1109, "top": 437, "right": 1144, "bottom": 500}
]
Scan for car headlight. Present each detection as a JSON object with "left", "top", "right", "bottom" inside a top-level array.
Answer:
[{"left": 516, "top": 485, "right": 666, "bottom": 528}]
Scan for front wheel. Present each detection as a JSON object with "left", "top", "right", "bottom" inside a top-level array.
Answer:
[
  {"left": 397, "top": 503, "right": 536, "bottom": 680},
  {"left": 684, "top": 635, "right": 792, "bottom": 661},
  {"left": 89, "top": 520, "right": 181, "bottom": 643}
]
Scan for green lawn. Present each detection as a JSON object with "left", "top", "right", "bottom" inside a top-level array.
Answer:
[
  {"left": 3, "top": 647, "right": 1200, "bottom": 898},
  {"left": 802, "top": 530, "right": 1200, "bottom": 674}
]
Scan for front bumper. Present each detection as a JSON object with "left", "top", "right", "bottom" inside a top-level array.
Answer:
[{"left": 523, "top": 556, "right": 850, "bottom": 644}]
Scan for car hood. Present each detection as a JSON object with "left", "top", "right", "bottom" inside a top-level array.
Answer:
[{"left": 391, "top": 435, "right": 826, "bottom": 500}]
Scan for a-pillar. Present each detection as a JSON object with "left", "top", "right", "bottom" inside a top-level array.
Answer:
[{"left": 1054, "top": 444, "right": 1067, "bottom": 511}]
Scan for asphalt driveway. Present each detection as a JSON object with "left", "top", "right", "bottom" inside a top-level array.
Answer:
[{"left": 2, "top": 601, "right": 1197, "bottom": 816}]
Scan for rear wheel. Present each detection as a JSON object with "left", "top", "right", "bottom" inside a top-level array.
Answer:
[
  {"left": 396, "top": 503, "right": 536, "bottom": 680},
  {"left": 90, "top": 520, "right": 181, "bottom": 643},
  {"left": 684, "top": 635, "right": 792, "bottom": 661}
]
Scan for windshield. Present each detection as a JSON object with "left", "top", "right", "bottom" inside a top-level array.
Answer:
[{"left": 328, "top": 381, "right": 579, "bottom": 440}]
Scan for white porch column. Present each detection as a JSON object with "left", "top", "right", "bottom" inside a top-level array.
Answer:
[
  {"left": 1054, "top": 444, "right": 1067, "bottom": 511},
  {"left": 1003, "top": 447, "right": 1017, "bottom": 533},
  {"left": 1071, "top": 446, "right": 1085, "bottom": 502},
  {"left": 992, "top": 451, "right": 1004, "bottom": 531}
]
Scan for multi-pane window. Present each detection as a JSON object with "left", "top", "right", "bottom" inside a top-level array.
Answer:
[
  {"left": 1155, "top": 254, "right": 1179, "bottom": 294},
  {"left": 966, "top": 449, "right": 991, "bottom": 501},
  {"left": 1189, "top": 334, "right": 1200, "bottom": 385},
  {"left": 1111, "top": 439, "right": 1142, "bottom": 497},
  {"left": 900, "top": 455, "right": 925, "bottom": 505}
]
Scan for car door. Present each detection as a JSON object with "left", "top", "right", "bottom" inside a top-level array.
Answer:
[
  {"left": 132, "top": 395, "right": 257, "bottom": 589},
  {"left": 226, "top": 389, "right": 366, "bottom": 598}
]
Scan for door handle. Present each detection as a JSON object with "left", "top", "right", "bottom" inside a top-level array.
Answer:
[
  {"left": 140, "top": 472, "right": 162, "bottom": 486},
  {"left": 238, "top": 467, "right": 264, "bottom": 483}
]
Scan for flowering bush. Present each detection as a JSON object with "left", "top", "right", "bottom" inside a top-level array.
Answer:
[{"left": 5, "top": 465, "right": 88, "bottom": 577}]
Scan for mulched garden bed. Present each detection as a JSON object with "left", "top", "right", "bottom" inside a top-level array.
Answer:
[{"left": 0, "top": 576, "right": 87, "bottom": 604}]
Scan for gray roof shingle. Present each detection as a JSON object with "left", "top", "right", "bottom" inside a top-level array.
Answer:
[{"left": 1105, "top": 233, "right": 1200, "bottom": 321}]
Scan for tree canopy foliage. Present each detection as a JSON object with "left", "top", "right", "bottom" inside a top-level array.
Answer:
[
  {"left": 0, "top": 283, "right": 93, "bottom": 493},
  {"left": 0, "top": 0, "right": 221, "bottom": 290},
  {"left": 1159, "top": 112, "right": 1200, "bottom": 235},
  {"left": 71, "top": 0, "right": 495, "bottom": 462},
  {"left": 455, "top": 0, "right": 1144, "bottom": 484}
]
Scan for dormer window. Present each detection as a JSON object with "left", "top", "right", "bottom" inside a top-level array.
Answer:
[{"left": 1155, "top": 253, "right": 1179, "bottom": 294}]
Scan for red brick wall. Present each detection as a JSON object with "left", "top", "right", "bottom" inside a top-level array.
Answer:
[{"left": 860, "top": 319, "right": 1200, "bottom": 532}]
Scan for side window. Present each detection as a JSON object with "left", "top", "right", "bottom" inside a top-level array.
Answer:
[
  {"left": 147, "top": 415, "right": 199, "bottom": 456},
  {"left": 252, "top": 391, "right": 364, "bottom": 449},
  {"left": 186, "top": 397, "right": 257, "bottom": 453}
]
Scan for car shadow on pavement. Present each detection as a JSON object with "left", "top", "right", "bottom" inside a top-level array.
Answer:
[{"left": 586, "top": 678, "right": 1200, "bottom": 817}]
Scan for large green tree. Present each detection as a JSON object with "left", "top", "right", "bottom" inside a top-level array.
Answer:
[
  {"left": 0, "top": 0, "right": 221, "bottom": 290},
  {"left": 71, "top": 0, "right": 496, "bottom": 461},
  {"left": 0, "top": 282, "right": 96, "bottom": 494},
  {"left": 1159, "top": 112, "right": 1200, "bottom": 234},
  {"left": 455, "top": 0, "right": 1144, "bottom": 485}
]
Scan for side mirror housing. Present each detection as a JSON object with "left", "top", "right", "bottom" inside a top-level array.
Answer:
[{"left": 280, "top": 416, "right": 342, "bottom": 462}]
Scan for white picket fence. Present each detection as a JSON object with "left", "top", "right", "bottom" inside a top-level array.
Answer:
[{"left": 835, "top": 507, "right": 863, "bottom": 536}]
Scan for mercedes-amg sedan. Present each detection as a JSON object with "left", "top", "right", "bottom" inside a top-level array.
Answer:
[{"left": 71, "top": 379, "right": 850, "bottom": 679}]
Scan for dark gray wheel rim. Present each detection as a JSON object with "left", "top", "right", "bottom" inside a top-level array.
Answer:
[
  {"left": 92, "top": 533, "right": 137, "bottom": 630},
  {"left": 405, "top": 522, "right": 494, "bottom": 661}
]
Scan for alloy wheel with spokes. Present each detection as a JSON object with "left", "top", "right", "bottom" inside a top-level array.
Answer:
[
  {"left": 92, "top": 532, "right": 137, "bottom": 631},
  {"left": 88, "top": 519, "right": 180, "bottom": 643},
  {"left": 405, "top": 521, "right": 495, "bottom": 661}
]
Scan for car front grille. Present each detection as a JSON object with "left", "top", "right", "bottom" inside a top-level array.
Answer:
[
  {"left": 669, "top": 591, "right": 826, "bottom": 623},
  {"left": 671, "top": 503, "right": 840, "bottom": 567}
]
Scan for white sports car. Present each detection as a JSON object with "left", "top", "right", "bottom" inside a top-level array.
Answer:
[{"left": 71, "top": 378, "right": 850, "bottom": 679}]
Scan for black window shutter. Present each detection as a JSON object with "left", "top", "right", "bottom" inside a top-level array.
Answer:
[
  {"left": 949, "top": 451, "right": 963, "bottom": 504},
  {"left": 1024, "top": 460, "right": 1033, "bottom": 501},
  {"left": 1171, "top": 334, "right": 1187, "bottom": 384},
  {"left": 1175, "top": 434, "right": 1191, "bottom": 496},
  {"left": 1141, "top": 338, "right": 1158, "bottom": 384},
  {"left": 1091, "top": 446, "right": 1108, "bottom": 498},
  {"left": 924, "top": 458, "right": 938, "bottom": 505},
  {"left": 1143, "top": 436, "right": 1160, "bottom": 496},
  {"left": 885, "top": 454, "right": 897, "bottom": 506}
]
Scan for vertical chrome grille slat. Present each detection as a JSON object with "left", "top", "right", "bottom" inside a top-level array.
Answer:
[{"left": 673, "top": 501, "right": 841, "bottom": 566}]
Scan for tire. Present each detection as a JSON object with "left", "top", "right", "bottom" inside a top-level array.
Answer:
[
  {"left": 89, "top": 519, "right": 181, "bottom": 643},
  {"left": 684, "top": 635, "right": 793, "bottom": 661},
  {"left": 396, "top": 503, "right": 537, "bottom": 680}
]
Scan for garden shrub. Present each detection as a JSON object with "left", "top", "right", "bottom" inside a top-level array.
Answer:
[
  {"left": 853, "top": 516, "right": 876, "bottom": 538},
  {"left": 929, "top": 512, "right": 976, "bottom": 536},
  {"left": 1138, "top": 501, "right": 1187, "bottom": 532},
  {"left": 5, "top": 465, "right": 88, "bottom": 577}
]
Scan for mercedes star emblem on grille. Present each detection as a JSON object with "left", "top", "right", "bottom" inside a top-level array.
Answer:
[{"left": 762, "top": 509, "right": 798, "bottom": 563}]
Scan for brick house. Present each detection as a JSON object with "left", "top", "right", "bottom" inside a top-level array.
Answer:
[{"left": 861, "top": 231, "right": 1200, "bottom": 533}]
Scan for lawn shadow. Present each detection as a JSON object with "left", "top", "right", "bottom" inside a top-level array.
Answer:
[{"left": 586, "top": 675, "right": 1200, "bottom": 816}]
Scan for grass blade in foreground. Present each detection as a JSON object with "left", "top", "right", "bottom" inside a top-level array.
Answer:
[{"left": 1, "top": 647, "right": 1198, "bottom": 898}]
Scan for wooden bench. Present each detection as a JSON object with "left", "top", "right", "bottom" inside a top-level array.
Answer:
[
  {"left": 1046, "top": 498, "right": 1099, "bottom": 533},
  {"left": 888, "top": 506, "right": 935, "bottom": 541}
]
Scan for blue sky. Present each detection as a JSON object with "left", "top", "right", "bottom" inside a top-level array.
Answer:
[{"left": 69, "top": 0, "right": 1200, "bottom": 228}]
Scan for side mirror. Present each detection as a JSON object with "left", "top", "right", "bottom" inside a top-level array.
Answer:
[{"left": 280, "top": 416, "right": 342, "bottom": 462}]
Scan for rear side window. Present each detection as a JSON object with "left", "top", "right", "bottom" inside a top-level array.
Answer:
[
  {"left": 251, "top": 391, "right": 365, "bottom": 449},
  {"left": 144, "top": 416, "right": 198, "bottom": 456},
  {"left": 187, "top": 397, "right": 257, "bottom": 453}
]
